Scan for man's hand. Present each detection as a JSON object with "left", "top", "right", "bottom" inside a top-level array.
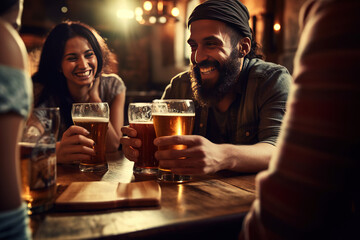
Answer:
[
  {"left": 56, "top": 125, "right": 95, "bottom": 164},
  {"left": 120, "top": 126, "right": 142, "bottom": 162},
  {"left": 154, "top": 135, "right": 229, "bottom": 175}
]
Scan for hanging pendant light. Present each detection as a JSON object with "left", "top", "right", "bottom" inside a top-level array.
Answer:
[{"left": 137, "top": 0, "right": 180, "bottom": 25}]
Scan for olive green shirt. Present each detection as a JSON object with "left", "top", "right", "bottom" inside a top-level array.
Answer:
[{"left": 162, "top": 58, "right": 291, "bottom": 146}]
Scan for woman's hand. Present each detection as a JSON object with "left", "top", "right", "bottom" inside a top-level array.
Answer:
[{"left": 56, "top": 125, "right": 96, "bottom": 164}]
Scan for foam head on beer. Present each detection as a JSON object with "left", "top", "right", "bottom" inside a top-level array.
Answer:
[{"left": 72, "top": 116, "right": 109, "bottom": 123}]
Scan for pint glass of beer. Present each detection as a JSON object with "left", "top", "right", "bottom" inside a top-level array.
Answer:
[
  {"left": 128, "top": 103, "right": 158, "bottom": 175},
  {"left": 20, "top": 107, "right": 60, "bottom": 214},
  {"left": 152, "top": 99, "right": 195, "bottom": 182},
  {"left": 71, "top": 103, "right": 109, "bottom": 172}
]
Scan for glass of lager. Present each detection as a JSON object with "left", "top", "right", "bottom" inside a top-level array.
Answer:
[
  {"left": 20, "top": 107, "right": 60, "bottom": 215},
  {"left": 128, "top": 103, "right": 158, "bottom": 175},
  {"left": 71, "top": 102, "right": 109, "bottom": 172},
  {"left": 152, "top": 99, "right": 195, "bottom": 183}
]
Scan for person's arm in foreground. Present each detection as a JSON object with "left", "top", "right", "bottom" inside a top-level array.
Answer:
[
  {"left": 241, "top": 1, "right": 360, "bottom": 239},
  {"left": 0, "top": 20, "right": 31, "bottom": 240}
]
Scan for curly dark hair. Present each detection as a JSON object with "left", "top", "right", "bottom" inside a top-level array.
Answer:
[{"left": 227, "top": 24, "right": 264, "bottom": 60}]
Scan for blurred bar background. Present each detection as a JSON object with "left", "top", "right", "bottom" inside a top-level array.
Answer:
[{"left": 20, "top": 0, "right": 305, "bottom": 108}]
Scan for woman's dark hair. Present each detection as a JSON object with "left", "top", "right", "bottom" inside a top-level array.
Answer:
[
  {"left": 228, "top": 24, "right": 264, "bottom": 60},
  {"left": 33, "top": 21, "right": 115, "bottom": 133},
  {"left": 35, "top": 21, "right": 104, "bottom": 84}
]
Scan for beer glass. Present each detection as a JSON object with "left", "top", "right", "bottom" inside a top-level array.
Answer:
[
  {"left": 71, "top": 103, "right": 109, "bottom": 172},
  {"left": 128, "top": 103, "right": 158, "bottom": 175},
  {"left": 152, "top": 99, "right": 195, "bottom": 182},
  {"left": 20, "top": 107, "right": 60, "bottom": 214}
]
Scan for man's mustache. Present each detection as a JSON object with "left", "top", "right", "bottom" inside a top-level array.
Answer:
[{"left": 194, "top": 60, "right": 220, "bottom": 69}]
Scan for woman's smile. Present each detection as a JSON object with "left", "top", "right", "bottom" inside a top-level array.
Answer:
[{"left": 61, "top": 36, "right": 98, "bottom": 88}]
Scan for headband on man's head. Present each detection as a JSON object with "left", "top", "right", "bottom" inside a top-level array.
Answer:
[
  {"left": 0, "top": 0, "right": 18, "bottom": 15},
  {"left": 188, "top": 0, "right": 252, "bottom": 40}
]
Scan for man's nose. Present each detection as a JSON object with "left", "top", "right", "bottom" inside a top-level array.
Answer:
[{"left": 194, "top": 47, "right": 207, "bottom": 64}]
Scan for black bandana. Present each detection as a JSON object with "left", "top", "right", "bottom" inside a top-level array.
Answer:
[{"left": 188, "top": 0, "right": 252, "bottom": 40}]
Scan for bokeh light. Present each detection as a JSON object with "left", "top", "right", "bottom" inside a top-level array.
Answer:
[
  {"left": 135, "top": 7, "right": 143, "bottom": 16},
  {"left": 274, "top": 23, "right": 281, "bottom": 32},
  {"left": 143, "top": 1, "right": 152, "bottom": 11},
  {"left": 117, "top": 9, "right": 135, "bottom": 19},
  {"left": 149, "top": 16, "right": 157, "bottom": 24},
  {"left": 158, "top": 16, "right": 167, "bottom": 24},
  {"left": 61, "top": 6, "right": 68, "bottom": 13},
  {"left": 171, "top": 7, "right": 179, "bottom": 17}
]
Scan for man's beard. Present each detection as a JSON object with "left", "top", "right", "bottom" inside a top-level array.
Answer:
[{"left": 190, "top": 49, "right": 242, "bottom": 107}]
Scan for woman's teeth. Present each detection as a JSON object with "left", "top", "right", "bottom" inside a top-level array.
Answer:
[
  {"left": 200, "top": 66, "right": 216, "bottom": 74},
  {"left": 75, "top": 70, "right": 91, "bottom": 77}
]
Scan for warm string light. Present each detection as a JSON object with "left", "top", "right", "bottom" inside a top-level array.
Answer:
[
  {"left": 143, "top": 1, "right": 153, "bottom": 11},
  {"left": 136, "top": 0, "right": 180, "bottom": 25},
  {"left": 58, "top": 1, "right": 179, "bottom": 25},
  {"left": 273, "top": 23, "right": 281, "bottom": 32}
]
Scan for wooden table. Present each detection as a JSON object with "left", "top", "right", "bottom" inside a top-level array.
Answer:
[{"left": 31, "top": 151, "right": 256, "bottom": 240}]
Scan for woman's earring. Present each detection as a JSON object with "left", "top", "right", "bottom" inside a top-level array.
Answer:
[{"left": 239, "top": 53, "right": 244, "bottom": 58}]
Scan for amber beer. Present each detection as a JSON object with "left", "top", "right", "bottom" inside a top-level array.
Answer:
[
  {"left": 129, "top": 122, "right": 158, "bottom": 172},
  {"left": 19, "top": 141, "right": 57, "bottom": 214},
  {"left": 72, "top": 116, "right": 109, "bottom": 170},
  {"left": 152, "top": 112, "right": 195, "bottom": 172}
]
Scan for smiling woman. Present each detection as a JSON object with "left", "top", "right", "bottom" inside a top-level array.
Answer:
[
  {"left": 32, "top": 21, "right": 126, "bottom": 164},
  {"left": 61, "top": 36, "right": 99, "bottom": 98}
]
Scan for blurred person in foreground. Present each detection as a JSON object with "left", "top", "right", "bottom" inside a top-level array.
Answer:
[
  {"left": 32, "top": 21, "right": 126, "bottom": 164},
  {"left": 241, "top": 0, "right": 360, "bottom": 239},
  {"left": 0, "top": 0, "right": 32, "bottom": 239},
  {"left": 121, "top": 0, "right": 291, "bottom": 175}
]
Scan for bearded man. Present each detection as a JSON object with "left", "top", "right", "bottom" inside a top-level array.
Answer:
[{"left": 121, "top": 0, "right": 291, "bottom": 174}]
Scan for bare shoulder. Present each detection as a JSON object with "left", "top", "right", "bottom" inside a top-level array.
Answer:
[{"left": 0, "top": 20, "right": 28, "bottom": 70}]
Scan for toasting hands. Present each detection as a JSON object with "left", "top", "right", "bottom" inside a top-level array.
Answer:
[{"left": 120, "top": 127, "right": 229, "bottom": 175}]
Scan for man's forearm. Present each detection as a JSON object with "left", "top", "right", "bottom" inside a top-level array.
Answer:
[{"left": 222, "top": 142, "right": 275, "bottom": 172}]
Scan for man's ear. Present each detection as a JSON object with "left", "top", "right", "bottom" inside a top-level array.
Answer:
[{"left": 238, "top": 37, "right": 251, "bottom": 57}]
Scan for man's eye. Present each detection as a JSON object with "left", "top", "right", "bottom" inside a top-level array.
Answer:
[{"left": 206, "top": 42, "right": 217, "bottom": 47}]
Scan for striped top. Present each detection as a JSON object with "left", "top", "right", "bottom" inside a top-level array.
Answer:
[{"left": 241, "top": 0, "right": 360, "bottom": 239}]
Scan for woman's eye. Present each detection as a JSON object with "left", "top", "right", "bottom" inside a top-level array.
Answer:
[
  {"left": 85, "top": 52, "right": 95, "bottom": 58},
  {"left": 66, "top": 57, "right": 77, "bottom": 61}
]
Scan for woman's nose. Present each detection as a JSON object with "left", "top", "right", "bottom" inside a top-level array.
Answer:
[{"left": 78, "top": 56, "right": 88, "bottom": 68}]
